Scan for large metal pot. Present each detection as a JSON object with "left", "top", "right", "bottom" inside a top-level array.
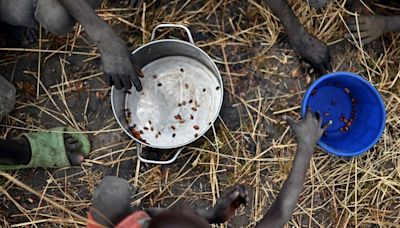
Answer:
[{"left": 111, "top": 24, "right": 223, "bottom": 164}]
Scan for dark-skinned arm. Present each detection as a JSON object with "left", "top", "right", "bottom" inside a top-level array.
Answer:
[
  {"left": 200, "top": 184, "right": 249, "bottom": 224},
  {"left": 57, "top": 0, "right": 142, "bottom": 90},
  {"left": 263, "top": 0, "right": 303, "bottom": 35},
  {"left": 146, "top": 184, "right": 249, "bottom": 224},
  {"left": 262, "top": 0, "right": 330, "bottom": 74},
  {"left": 255, "top": 110, "right": 331, "bottom": 228}
]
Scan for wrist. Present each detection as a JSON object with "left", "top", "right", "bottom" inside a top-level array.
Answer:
[{"left": 297, "top": 141, "right": 316, "bottom": 153}]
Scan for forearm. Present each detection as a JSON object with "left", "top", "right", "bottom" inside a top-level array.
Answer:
[
  {"left": 257, "top": 143, "right": 314, "bottom": 227},
  {"left": 57, "top": 0, "right": 117, "bottom": 48},
  {"left": 384, "top": 16, "right": 400, "bottom": 33},
  {"left": 263, "top": 0, "right": 304, "bottom": 35},
  {"left": 197, "top": 207, "right": 219, "bottom": 224}
]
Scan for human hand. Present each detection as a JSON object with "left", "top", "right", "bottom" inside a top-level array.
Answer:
[
  {"left": 345, "top": 15, "right": 386, "bottom": 45},
  {"left": 208, "top": 184, "right": 249, "bottom": 224},
  {"left": 100, "top": 36, "right": 143, "bottom": 90},
  {"left": 284, "top": 108, "right": 332, "bottom": 149},
  {"left": 288, "top": 29, "right": 330, "bottom": 75}
]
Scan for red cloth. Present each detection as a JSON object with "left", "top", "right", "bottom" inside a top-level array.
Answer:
[{"left": 87, "top": 211, "right": 151, "bottom": 228}]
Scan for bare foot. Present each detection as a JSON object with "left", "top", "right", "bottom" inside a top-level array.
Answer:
[
  {"left": 64, "top": 133, "right": 85, "bottom": 165},
  {"left": 345, "top": 15, "right": 386, "bottom": 45},
  {"left": 288, "top": 30, "right": 330, "bottom": 74}
]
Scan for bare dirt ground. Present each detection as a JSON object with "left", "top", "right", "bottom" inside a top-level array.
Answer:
[{"left": 0, "top": 0, "right": 399, "bottom": 227}]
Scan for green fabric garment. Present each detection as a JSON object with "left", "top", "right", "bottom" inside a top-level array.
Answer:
[{"left": 0, "top": 127, "right": 90, "bottom": 170}]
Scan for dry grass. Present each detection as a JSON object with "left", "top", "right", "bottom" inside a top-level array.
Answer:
[{"left": 0, "top": 0, "right": 399, "bottom": 227}]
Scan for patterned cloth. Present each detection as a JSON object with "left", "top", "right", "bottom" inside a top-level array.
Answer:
[
  {"left": 0, "top": 75, "right": 16, "bottom": 122},
  {"left": 87, "top": 211, "right": 151, "bottom": 228}
]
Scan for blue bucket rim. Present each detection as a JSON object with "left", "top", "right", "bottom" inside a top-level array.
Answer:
[{"left": 301, "top": 71, "right": 386, "bottom": 157}]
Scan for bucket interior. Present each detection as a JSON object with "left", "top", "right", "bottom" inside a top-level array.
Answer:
[{"left": 302, "top": 73, "right": 385, "bottom": 156}]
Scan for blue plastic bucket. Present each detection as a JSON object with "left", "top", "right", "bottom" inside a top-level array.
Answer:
[{"left": 301, "top": 72, "right": 386, "bottom": 157}]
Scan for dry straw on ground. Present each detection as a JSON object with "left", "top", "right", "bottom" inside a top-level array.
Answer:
[{"left": 0, "top": 0, "right": 399, "bottom": 227}]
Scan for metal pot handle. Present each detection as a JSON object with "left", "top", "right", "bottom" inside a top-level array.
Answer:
[
  {"left": 150, "top": 24, "right": 194, "bottom": 44},
  {"left": 136, "top": 143, "right": 184, "bottom": 165}
]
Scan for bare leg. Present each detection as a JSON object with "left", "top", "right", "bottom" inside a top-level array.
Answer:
[
  {"left": 263, "top": 0, "right": 330, "bottom": 74},
  {"left": 0, "top": 0, "right": 38, "bottom": 44},
  {"left": 34, "top": 0, "right": 101, "bottom": 36},
  {"left": 1, "top": 76, "right": 84, "bottom": 166},
  {"left": 0, "top": 134, "right": 86, "bottom": 166}
]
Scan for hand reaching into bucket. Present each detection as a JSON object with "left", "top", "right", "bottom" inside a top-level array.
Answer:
[
  {"left": 255, "top": 109, "right": 332, "bottom": 228},
  {"left": 284, "top": 108, "right": 332, "bottom": 149}
]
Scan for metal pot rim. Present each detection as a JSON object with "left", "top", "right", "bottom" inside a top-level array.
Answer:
[{"left": 111, "top": 39, "right": 224, "bottom": 149}]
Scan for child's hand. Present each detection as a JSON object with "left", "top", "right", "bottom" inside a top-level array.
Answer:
[
  {"left": 209, "top": 184, "right": 249, "bottom": 223},
  {"left": 284, "top": 108, "right": 332, "bottom": 149}
]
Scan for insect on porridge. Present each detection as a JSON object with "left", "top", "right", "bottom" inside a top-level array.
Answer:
[{"left": 124, "top": 56, "right": 223, "bottom": 147}]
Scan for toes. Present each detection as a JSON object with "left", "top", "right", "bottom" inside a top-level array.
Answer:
[
  {"left": 65, "top": 136, "right": 77, "bottom": 144},
  {"left": 66, "top": 141, "right": 82, "bottom": 151},
  {"left": 67, "top": 152, "right": 84, "bottom": 165},
  {"left": 64, "top": 133, "right": 73, "bottom": 139}
]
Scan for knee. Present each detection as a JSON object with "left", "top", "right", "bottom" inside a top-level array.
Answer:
[
  {"left": 0, "top": 0, "right": 36, "bottom": 27},
  {"left": 34, "top": 0, "right": 75, "bottom": 36}
]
